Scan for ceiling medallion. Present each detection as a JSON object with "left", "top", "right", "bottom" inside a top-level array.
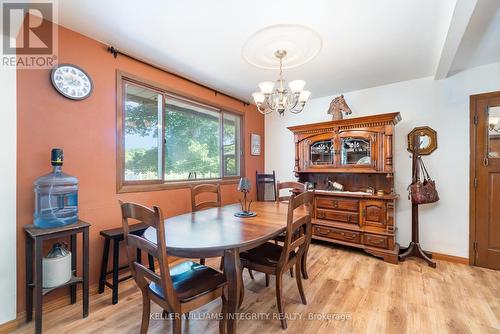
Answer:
[
  {"left": 242, "top": 24, "right": 322, "bottom": 70},
  {"left": 244, "top": 24, "right": 321, "bottom": 116}
]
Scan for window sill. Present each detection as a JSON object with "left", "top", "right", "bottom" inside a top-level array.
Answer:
[{"left": 117, "top": 178, "right": 240, "bottom": 193}]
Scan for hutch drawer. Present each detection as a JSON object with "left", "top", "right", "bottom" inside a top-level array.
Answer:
[
  {"left": 316, "top": 197, "right": 359, "bottom": 211},
  {"left": 363, "top": 233, "right": 389, "bottom": 249},
  {"left": 313, "top": 225, "right": 361, "bottom": 244},
  {"left": 316, "top": 209, "right": 359, "bottom": 225}
]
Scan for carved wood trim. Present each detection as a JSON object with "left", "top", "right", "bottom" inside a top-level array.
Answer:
[{"left": 287, "top": 112, "right": 401, "bottom": 135}]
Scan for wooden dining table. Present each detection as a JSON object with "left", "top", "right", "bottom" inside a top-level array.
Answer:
[{"left": 143, "top": 201, "right": 299, "bottom": 334}]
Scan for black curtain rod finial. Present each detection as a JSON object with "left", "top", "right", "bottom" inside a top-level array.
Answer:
[{"left": 107, "top": 46, "right": 118, "bottom": 58}]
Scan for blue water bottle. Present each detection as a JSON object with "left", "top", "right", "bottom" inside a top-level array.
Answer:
[{"left": 33, "top": 149, "right": 79, "bottom": 228}]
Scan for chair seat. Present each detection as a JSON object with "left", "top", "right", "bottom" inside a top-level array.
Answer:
[
  {"left": 149, "top": 261, "right": 226, "bottom": 302},
  {"left": 240, "top": 242, "right": 295, "bottom": 267}
]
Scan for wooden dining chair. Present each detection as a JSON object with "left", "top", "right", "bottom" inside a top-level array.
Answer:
[
  {"left": 191, "top": 183, "right": 221, "bottom": 265},
  {"left": 256, "top": 170, "right": 277, "bottom": 201},
  {"left": 120, "top": 201, "right": 227, "bottom": 334},
  {"left": 239, "top": 191, "right": 313, "bottom": 330},
  {"left": 273, "top": 181, "right": 311, "bottom": 279},
  {"left": 276, "top": 181, "right": 305, "bottom": 202},
  {"left": 191, "top": 183, "right": 221, "bottom": 212}
]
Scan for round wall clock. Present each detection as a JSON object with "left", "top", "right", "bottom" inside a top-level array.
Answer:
[{"left": 50, "top": 64, "right": 93, "bottom": 100}]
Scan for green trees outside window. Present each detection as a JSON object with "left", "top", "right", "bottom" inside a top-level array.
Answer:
[{"left": 123, "top": 81, "right": 242, "bottom": 183}]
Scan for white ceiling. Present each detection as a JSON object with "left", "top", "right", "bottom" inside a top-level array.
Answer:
[
  {"left": 57, "top": 0, "right": 499, "bottom": 102},
  {"left": 450, "top": 0, "right": 500, "bottom": 74}
]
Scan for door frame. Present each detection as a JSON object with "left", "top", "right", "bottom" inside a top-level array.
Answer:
[{"left": 469, "top": 90, "right": 500, "bottom": 265}]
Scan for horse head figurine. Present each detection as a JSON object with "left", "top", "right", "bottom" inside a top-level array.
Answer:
[{"left": 327, "top": 95, "right": 352, "bottom": 121}]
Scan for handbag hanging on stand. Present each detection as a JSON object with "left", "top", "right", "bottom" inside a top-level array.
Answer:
[
  {"left": 409, "top": 157, "right": 439, "bottom": 204},
  {"left": 399, "top": 133, "right": 437, "bottom": 268}
]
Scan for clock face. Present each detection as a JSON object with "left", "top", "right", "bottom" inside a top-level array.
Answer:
[{"left": 51, "top": 64, "right": 93, "bottom": 100}]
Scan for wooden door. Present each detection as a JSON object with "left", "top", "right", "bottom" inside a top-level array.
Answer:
[
  {"left": 471, "top": 92, "right": 500, "bottom": 270},
  {"left": 361, "top": 200, "right": 387, "bottom": 229}
]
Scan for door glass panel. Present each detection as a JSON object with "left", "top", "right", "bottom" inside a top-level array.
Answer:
[
  {"left": 488, "top": 106, "right": 500, "bottom": 158},
  {"left": 310, "top": 140, "right": 333, "bottom": 165},
  {"left": 341, "top": 137, "right": 371, "bottom": 165}
]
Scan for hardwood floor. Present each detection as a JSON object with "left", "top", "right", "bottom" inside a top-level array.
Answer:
[{"left": 13, "top": 241, "right": 500, "bottom": 334}]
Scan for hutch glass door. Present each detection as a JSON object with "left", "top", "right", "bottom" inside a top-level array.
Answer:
[
  {"left": 340, "top": 136, "right": 372, "bottom": 166},
  {"left": 310, "top": 140, "right": 334, "bottom": 165}
]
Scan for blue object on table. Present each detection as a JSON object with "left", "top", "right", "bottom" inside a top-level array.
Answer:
[{"left": 34, "top": 148, "right": 78, "bottom": 228}]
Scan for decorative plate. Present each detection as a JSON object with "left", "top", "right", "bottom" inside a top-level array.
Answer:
[{"left": 50, "top": 64, "right": 93, "bottom": 100}]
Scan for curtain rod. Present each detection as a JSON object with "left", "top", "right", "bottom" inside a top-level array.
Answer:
[{"left": 107, "top": 46, "right": 250, "bottom": 106}]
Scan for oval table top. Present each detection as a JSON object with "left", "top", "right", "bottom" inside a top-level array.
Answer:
[{"left": 143, "top": 201, "right": 294, "bottom": 258}]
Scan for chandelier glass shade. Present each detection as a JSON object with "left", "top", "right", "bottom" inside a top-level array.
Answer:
[{"left": 252, "top": 50, "right": 311, "bottom": 116}]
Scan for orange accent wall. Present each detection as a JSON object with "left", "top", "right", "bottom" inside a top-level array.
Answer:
[{"left": 17, "top": 23, "right": 264, "bottom": 313}]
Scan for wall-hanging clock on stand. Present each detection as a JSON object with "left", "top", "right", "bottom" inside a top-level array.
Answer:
[{"left": 50, "top": 64, "right": 93, "bottom": 100}]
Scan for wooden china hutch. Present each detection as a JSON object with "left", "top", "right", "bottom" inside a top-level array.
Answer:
[{"left": 288, "top": 112, "right": 401, "bottom": 264}]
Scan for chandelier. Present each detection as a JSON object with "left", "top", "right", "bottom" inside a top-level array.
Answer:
[{"left": 252, "top": 50, "right": 311, "bottom": 116}]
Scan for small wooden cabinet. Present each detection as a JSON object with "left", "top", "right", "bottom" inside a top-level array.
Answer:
[
  {"left": 288, "top": 113, "right": 401, "bottom": 264},
  {"left": 361, "top": 200, "right": 387, "bottom": 228}
]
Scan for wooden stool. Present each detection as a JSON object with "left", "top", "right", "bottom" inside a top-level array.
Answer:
[
  {"left": 25, "top": 220, "right": 90, "bottom": 334},
  {"left": 98, "top": 222, "right": 155, "bottom": 304}
]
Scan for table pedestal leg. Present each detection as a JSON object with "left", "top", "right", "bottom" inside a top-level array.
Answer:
[{"left": 224, "top": 248, "right": 241, "bottom": 334}]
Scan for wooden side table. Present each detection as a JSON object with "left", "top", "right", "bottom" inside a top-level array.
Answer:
[{"left": 25, "top": 220, "right": 90, "bottom": 334}]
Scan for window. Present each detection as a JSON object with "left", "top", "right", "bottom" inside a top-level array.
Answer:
[
  {"left": 123, "top": 83, "right": 163, "bottom": 181},
  {"left": 223, "top": 112, "right": 241, "bottom": 176},
  {"left": 118, "top": 75, "right": 243, "bottom": 191}
]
